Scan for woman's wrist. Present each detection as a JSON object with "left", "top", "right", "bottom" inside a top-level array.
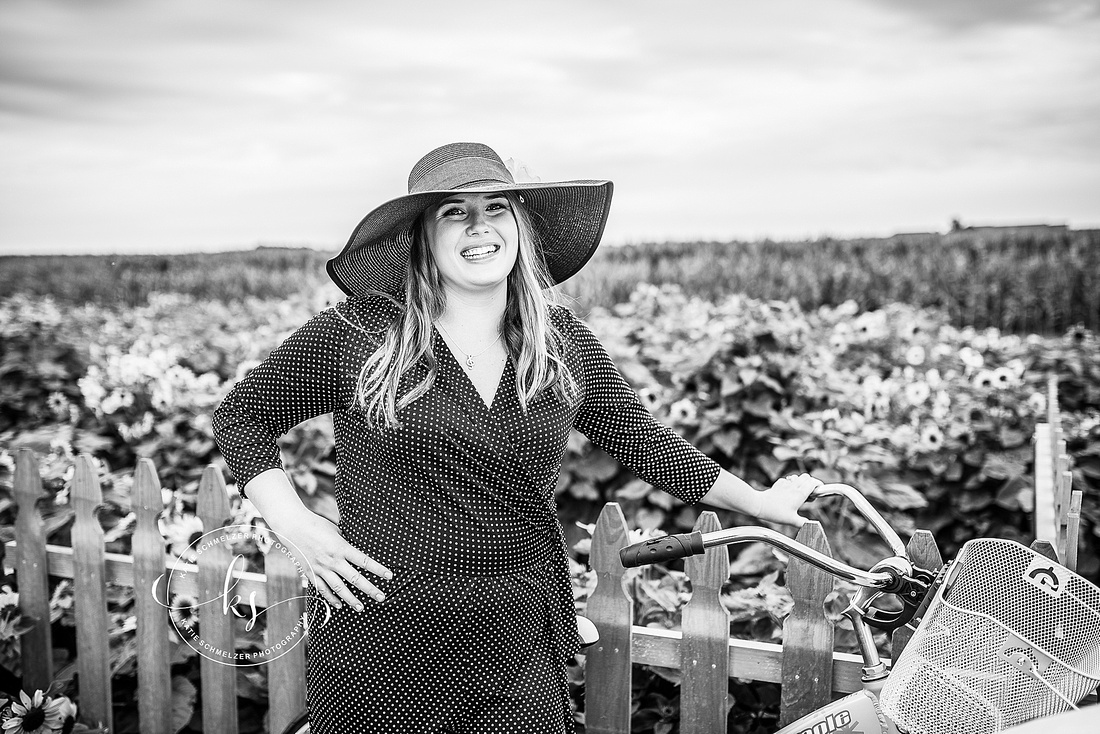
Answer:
[{"left": 699, "top": 469, "right": 766, "bottom": 518}]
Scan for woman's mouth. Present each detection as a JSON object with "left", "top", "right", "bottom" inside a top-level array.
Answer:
[{"left": 460, "top": 244, "right": 501, "bottom": 261}]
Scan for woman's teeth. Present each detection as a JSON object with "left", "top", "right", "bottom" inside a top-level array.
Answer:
[{"left": 461, "top": 244, "right": 500, "bottom": 260}]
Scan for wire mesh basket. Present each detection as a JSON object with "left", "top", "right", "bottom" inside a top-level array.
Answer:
[{"left": 880, "top": 538, "right": 1100, "bottom": 734}]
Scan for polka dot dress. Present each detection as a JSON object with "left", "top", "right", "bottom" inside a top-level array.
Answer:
[{"left": 212, "top": 296, "right": 720, "bottom": 733}]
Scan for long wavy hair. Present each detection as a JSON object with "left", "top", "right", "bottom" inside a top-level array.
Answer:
[{"left": 353, "top": 192, "right": 580, "bottom": 428}]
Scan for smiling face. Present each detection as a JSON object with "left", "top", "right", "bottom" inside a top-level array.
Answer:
[{"left": 422, "top": 192, "right": 520, "bottom": 297}]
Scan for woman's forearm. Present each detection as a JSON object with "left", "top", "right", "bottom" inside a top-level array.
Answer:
[
  {"left": 241, "top": 468, "right": 311, "bottom": 534},
  {"left": 698, "top": 469, "right": 765, "bottom": 517},
  {"left": 700, "top": 470, "right": 819, "bottom": 527}
]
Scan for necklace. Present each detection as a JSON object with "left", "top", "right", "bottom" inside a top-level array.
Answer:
[{"left": 435, "top": 321, "right": 502, "bottom": 370}]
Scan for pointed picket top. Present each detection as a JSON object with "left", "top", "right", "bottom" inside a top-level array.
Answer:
[
  {"left": 787, "top": 521, "right": 833, "bottom": 600},
  {"left": 72, "top": 455, "right": 104, "bottom": 528},
  {"left": 1030, "top": 538, "right": 1059, "bottom": 563},
  {"left": 680, "top": 511, "right": 730, "bottom": 734},
  {"left": 12, "top": 449, "right": 52, "bottom": 691},
  {"left": 585, "top": 501, "right": 633, "bottom": 734},
  {"left": 197, "top": 465, "right": 231, "bottom": 532},
  {"left": 14, "top": 448, "right": 48, "bottom": 505},
  {"left": 780, "top": 520, "right": 834, "bottom": 726},
  {"left": 195, "top": 464, "right": 239, "bottom": 733},
  {"left": 133, "top": 459, "right": 164, "bottom": 525},
  {"left": 906, "top": 530, "right": 944, "bottom": 573},
  {"left": 1065, "top": 490, "right": 1082, "bottom": 572},
  {"left": 685, "top": 511, "right": 725, "bottom": 594},
  {"left": 130, "top": 460, "right": 173, "bottom": 734},
  {"left": 589, "top": 501, "right": 631, "bottom": 576},
  {"left": 70, "top": 455, "right": 113, "bottom": 731}
]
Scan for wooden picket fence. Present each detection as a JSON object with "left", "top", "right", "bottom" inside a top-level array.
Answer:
[
  {"left": 2, "top": 380, "right": 1084, "bottom": 732},
  {"left": 1032, "top": 374, "right": 1083, "bottom": 572},
  {"left": 5, "top": 454, "right": 307, "bottom": 734}
]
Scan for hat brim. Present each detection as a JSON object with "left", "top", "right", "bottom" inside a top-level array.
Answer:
[{"left": 327, "top": 180, "right": 613, "bottom": 297}]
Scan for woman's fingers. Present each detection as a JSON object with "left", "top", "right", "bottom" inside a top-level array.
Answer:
[
  {"left": 769, "top": 473, "right": 823, "bottom": 526},
  {"left": 335, "top": 559, "right": 387, "bottom": 604},
  {"left": 310, "top": 550, "right": 391, "bottom": 611},
  {"left": 351, "top": 551, "right": 393, "bottom": 583},
  {"left": 310, "top": 571, "right": 345, "bottom": 610}
]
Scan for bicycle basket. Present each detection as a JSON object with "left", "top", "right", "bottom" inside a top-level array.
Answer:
[{"left": 879, "top": 538, "right": 1100, "bottom": 734}]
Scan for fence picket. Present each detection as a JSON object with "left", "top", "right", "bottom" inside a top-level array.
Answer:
[
  {"left": 680, "top": 511, "right": 729, "bottom": 734},
  {"left": 1033, "top": 424, "right": 1057, "bottom": 549},
  {"left": 1030, "top": 539, "right": 1059, "bottom": 562},
  {"left": 779, "top": 521, "right": 834, "bottom": 727},
  {"left": 70, "top": 456, "right": 113, "bottom": 731},
  {"left": 196, "top": 466, "right": 239, "bottom": 734},
  {"left": 1055, "top": 451, "right": 1071, "bottom": 561},
  {"left": 584, "top": 502, "right": 633, "bottom": 734},
  {"left": 891, "top": 530, "right": 944, "bottom": 659},
  {"left": 13, "top": 449, "right": 52, "bottom": 692},
  {"left": 132, "top": 459, "right": 173, "bottom": 734},
  {"left": 1065, "top": 490, "right": 1082, "bottom": 572},
  {"left": 264, "top": 538, "right": 308, "bottom": 732}
]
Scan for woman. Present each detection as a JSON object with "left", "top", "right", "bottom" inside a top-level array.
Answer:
[{"left": 212, "top": 142, "right": 820, "bottom": 733}]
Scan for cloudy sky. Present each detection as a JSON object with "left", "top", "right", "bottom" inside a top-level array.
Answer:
[{"left": 2, "top": 0, "right": 1098, "bottom": 255}]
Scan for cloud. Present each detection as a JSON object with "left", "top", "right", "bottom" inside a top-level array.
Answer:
[
  {"left": 856, "top": 0, "right": 1100, "bottom": 31},
  {"left": 1, "top": 0, "right": 1098, "bottom": 254}
]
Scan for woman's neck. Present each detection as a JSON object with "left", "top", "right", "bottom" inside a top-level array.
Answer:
[{"left": 436, "top": 283, "right": 508, "bottom": 335}]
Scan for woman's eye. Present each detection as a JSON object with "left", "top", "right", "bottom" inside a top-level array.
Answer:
[
  {"left": 442, "top": 207, "right": 465, "bottom": 217},
  {"left": 486, "top": 202, "right": 508, "bottom": 212}
]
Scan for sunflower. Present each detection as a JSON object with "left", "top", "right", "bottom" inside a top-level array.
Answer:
[
  {"left": 160, "top": 514, "right": 205, "bottom": 563},
  {"left": 668, "top": 398, "right": 697, "bottom": 423},
  {"left": 1, "top": 690, "right": 66, "bottom": 734}
]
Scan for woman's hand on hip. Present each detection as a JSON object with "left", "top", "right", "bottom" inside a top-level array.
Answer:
[{"left": 269, "top": 511, "right": 392, "bottom": 611}]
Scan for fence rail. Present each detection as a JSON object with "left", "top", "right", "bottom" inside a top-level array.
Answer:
[{"left": 2, "top": 379, "right": 1085, "bottom": 732}]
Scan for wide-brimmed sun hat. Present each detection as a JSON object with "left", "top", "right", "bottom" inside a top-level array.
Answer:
[{"left": 326, "top": 142, "right": 614, "bottom": 297}]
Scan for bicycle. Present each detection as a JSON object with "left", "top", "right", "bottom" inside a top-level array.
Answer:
[{"left": 619, "top": 483, "right": 1100, "bottom": 734}]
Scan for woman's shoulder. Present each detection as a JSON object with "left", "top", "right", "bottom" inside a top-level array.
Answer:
[
  {"left": 327, "top": 294, "right": 401, "bottom": 337},
  {"left": 548, "top": 303, "right": 581, "bottom": 332}
]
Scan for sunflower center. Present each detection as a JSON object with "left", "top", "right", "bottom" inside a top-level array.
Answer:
[{"left": 22, "top": 706, "right": 47, "bottom": 730}]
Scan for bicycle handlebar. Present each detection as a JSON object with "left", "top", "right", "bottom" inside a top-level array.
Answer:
[
  {"left": 619, "top": 526, "right": 900, "bottom": 588},
  {"left": 809, "top": 483, "right": 908, "bottom": 558},
  {"left": 618, "top": 483, "right": 911, "bottom": 591}
]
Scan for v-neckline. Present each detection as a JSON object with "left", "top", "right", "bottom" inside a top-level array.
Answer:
[{"left": 433, "top": 328, "right": 510, "bottom": 412}]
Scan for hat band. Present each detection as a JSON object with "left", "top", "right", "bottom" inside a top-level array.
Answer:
[{"left": 409, "top": 156, "right": 514, "bottom": 193}]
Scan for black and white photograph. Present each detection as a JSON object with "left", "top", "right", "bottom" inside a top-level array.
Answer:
[{"left": 1, "top": 2, "right": 1098, "bottom": 733}]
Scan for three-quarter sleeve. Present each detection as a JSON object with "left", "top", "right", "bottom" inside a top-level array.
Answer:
[
  {"left": 212, "top": 308, "right": 345, "bottom": 496},
  {"left": 564, "top": 311, "right": 721, "bottom": 504}
]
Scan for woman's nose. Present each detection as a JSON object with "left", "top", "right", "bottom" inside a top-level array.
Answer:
[{"left": 466, "top": 211, "right": 490, "bottom": 235}]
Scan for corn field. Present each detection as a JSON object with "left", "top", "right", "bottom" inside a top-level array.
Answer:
[{"left": 2, "top": 230, "right": 1097, "bottom": 335}]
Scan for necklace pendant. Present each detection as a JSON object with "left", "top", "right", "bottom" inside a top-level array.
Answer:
[{"left": 465, "top": 356, "right": 475, "bottom": 369}]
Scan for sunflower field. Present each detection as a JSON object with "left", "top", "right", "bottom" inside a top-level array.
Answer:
[{"left": 1, "top": 242, "right": 1099, "bottom": 731}]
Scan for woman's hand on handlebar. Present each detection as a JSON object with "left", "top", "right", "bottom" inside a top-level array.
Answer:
[
  {"left": 759, "top": 473, "right": 823, "bottom": 526},
  {"left": 700, "top": 469, "right": 822, "bottom": 527},
  {"left": 270, "top": 511, "right": 393, "bottom": 611}
]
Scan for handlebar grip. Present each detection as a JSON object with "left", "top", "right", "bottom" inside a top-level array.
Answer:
[{"left": 619, "top": 532, "right": 706, "bottom": 568}]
